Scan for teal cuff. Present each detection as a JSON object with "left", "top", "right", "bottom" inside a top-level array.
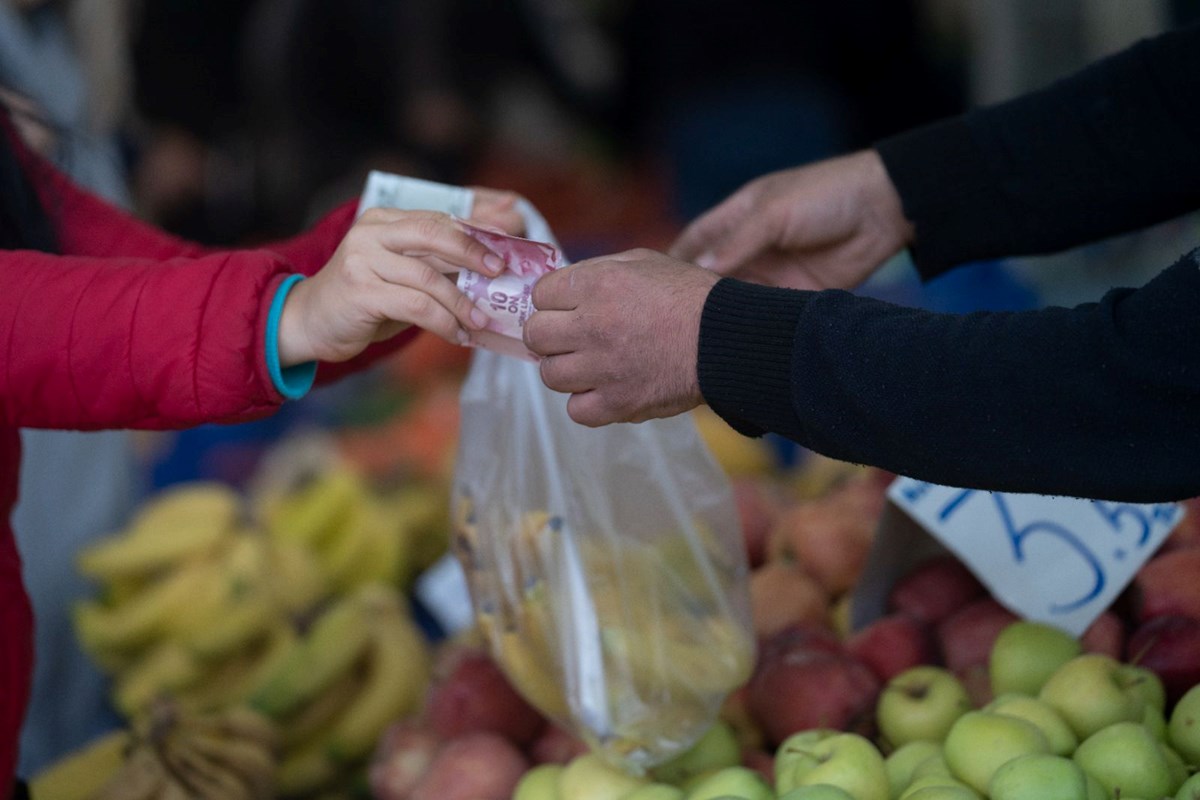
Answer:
[{"left": 266, "top": 274, "right": 318, "bottom": 401}]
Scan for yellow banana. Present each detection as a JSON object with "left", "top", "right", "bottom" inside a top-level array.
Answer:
[
  {"left": 183, "top": 729, "right": 277, "bottom": 800},
  {"left": 275, "top": 739, "right": 340, "bottom": 798},
  {"left": 181, "top": 623, "right": 300, "bottom": 712},
  {"left": 28, "top": 729, "right": 130, "bottom": 800},
  {"left": 249, "top": 591, "right": 373, "bottom": 719},
  {"left": 324, "top": 595, "right": 431, "bottom": 764},
  {"left": 278, "top": 663, "right": 366, "bottom": 751},
  {"left": 184, "top": 593, "right": 278, "bottom": 662},
  {"left": 74, "top": 556, "right": 222, "bottom": 661},
  {"left": 263, "top": 467, "right": 368, "bottom": 549},
  {"left": 159, "top": 726, "right": 255, "bottom": 800},
  {"left": 209, "top": 705, "right": 281, "bottom": 755},
  {"left": 78, "top": 482, "right": 241, "bottom": 580},
  {"left": 265, "top": 537, "right": 329, "bottom": 613},
  {"left": 91, "top": 743, "right": 169, "bottom": 800},
  {"left": 112, "top": 642, "right": 206, "bottom": 717},
  {"left": 318, "top": 505, "right": 379, "bottom": 593},
  {"left": 386, "top": 482, "right": 451, "bottom": 582}
]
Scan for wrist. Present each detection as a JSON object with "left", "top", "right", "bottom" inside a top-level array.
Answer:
[
  {"left": 277, "top": 277, "right": 316, "bottom": 367},
  {"left": 861, "top": 149, "right": 915, "bottom": 249}
]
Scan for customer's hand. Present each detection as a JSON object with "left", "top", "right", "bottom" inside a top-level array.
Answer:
[
  {"left": 524, "top": 249, "right": 719, "bottom": 427},
  {"left": 670, "top": 149, "right": 914, "bottom": 290},
  {"left": 470, "top": 188, "right": 525, "bottom": 236},
  {"left": 277, "top": 209, "right": 504, "bottom": 365}
]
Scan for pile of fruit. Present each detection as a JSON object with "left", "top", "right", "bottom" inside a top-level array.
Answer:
[{"left": 41, "top": 456, "right": 449, "bottom": 798}]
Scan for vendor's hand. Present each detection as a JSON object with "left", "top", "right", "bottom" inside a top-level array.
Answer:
[
  {"left": 670, "top": 149, "right": 914, "bottom": 290},
  {"left": 523, "top": 249, "right": 719, "bottom": 427},
  {"left": 470, "top": 188, "right": 526, "bottom": 236},
  {"left": 277, "top": 209, "right": 504, "bottom": 365}
]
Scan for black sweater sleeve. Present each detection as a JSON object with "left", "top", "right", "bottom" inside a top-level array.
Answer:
[
  {"left": 875, "top": 23, "right": 1200, "bottom": 278},
  {"left": 697, "top": 251, "right": 1200, "bottom": 502}
]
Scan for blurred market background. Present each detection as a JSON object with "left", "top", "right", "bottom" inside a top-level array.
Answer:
[{"left": 9, "top": 0, "right": 1200, "bottom": 792}]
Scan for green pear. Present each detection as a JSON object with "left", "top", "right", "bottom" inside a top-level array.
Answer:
[
  {"left": 515, "top": 764, "right": 566, "bottom": 800},
  {"left": 559, "top": 754, "right": 648, "bottom": 800}
]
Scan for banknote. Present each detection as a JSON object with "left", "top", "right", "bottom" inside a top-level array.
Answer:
[
  {"left": 457, "top": 221, "right": 563, "bottom": 360},
  {"left": 356, "top": 171, "right": 475, "bottom": 218}
]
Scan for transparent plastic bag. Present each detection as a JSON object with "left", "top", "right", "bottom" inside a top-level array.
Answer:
[{"left": 451, "top": 348, "right": 755, "bottom": 771}]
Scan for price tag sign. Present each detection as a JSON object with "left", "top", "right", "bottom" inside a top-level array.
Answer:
[{"left": 887, "top": 478, "right": 1182, "bottom": 635}]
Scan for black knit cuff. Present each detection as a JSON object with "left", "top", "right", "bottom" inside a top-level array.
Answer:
[
  {"left": 698, "top": 278, "right": 806, "bottom": 437},
  {"left": 875, "top": 116, "right": 999, "bottom": 281}
]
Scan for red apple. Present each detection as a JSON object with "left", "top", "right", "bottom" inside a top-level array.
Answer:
[
  {"left": 750, "top": 561, "right": 829, "bottom": 639},
  {"left": 768, "top": 502, "right": 875, "bottom": 595},
  {"left": 527, "top": 722, "right": 590, "bottom": 765},
  {"left": 758, "top": 622, "right": 843, "bottom": 660},
  {"left": 845, "top": 612, "right": 937, "bottom": 683},
  {"left": 887, "top": 554, "right": 986, "bottom": 625},
  {"left": 1133, "top": 549, "right": 1200, "bottom": 622},
  {"left": 1080, "top": 610, "right": 1126, "bottom": 659},
  {"left": 410, "top": 732, "right": 529, "bottom": 800},
  {"left": 935, "top": 597, "right": 1018, "bottom": 675},
  {"left": 1127, "top": 614, "right": 1200, "bottom": 705},
  {"left": 747, "top": 637, "right": 880, "bottom": 746},
  {"left": 425, "top": 652, "right": 547, "bottom": 746},
  {"left": 734, "top": 477, "right": 782, "bottom": 568},
  {"left": 742, "top": 748, "right": 775, "bottom": 783},
  {"left": 369, "top": 721, "right": 443, "bottom": 800}
]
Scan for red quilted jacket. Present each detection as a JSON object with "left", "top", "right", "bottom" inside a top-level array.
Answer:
[{"left": 0, "top": 129, "right": 416, "bottom": 788}]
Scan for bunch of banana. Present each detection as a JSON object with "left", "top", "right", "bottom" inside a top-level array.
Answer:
[
  {"left": 246, "top": 583, "right": 432, "bottom": 798},
  {"left": 31, "top": 701, "right": 279, "bottom": 800}
]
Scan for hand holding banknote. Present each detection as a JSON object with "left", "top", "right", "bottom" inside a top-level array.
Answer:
[{"left": 523, "top": 249, "right": 719, "bottom": 426}]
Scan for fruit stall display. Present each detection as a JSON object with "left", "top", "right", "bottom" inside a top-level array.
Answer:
[{"left": 27, "top": 338, "right": 1200, "bottom": 799}]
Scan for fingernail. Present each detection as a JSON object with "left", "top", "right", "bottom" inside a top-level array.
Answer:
[
  {"left": 483, "top": 253, "right": 503, "bottom": 273},
  {"left": 696, "top": 252, "right": 717, "bottom": 270},
  {"left": 470, "top": 308, "right": 489, "bottom": 328},
  {"left": 456, "top": 329, "right": 470, "bottom": 345}
]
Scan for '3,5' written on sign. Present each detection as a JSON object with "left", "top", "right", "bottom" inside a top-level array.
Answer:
[{"left": 887, "top": 478, "right": 1183, "bottom": 636}]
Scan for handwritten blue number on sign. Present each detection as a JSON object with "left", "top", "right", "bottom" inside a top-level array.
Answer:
[{"left": 938, "top": 490, "right": 1105, "bottom": 614}]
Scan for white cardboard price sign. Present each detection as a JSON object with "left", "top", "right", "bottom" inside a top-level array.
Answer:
[
  {"left": 885, "top": 478, "right": 1182, "bottom": 636},
  {"left": 357, "top": 171, "right": 474, "bottom": 218}
]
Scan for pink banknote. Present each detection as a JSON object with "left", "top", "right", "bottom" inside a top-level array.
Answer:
[{"left": 456, "top": 221, "right": 563, "bottom": 360}]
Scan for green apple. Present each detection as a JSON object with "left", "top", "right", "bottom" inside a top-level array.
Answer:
[
  {"left": 886, "top": 741, "right": 942, "bottom": 797},
  {"left": 1176, "top": 772, "right": 1200, "bottom": 800},
  {"left": 559, "top": 754, "right": 648, "bottom": 800},
  {"left": 942, "top": 710, "right": 1050, "bottom": 795},
  {"left": 1144, "top": 703, "right": 1168, "bottom": 741},
  {"left": 1160, "top": 741, "right": 1189, "bottom": 790},
  {"left": 1168, "top": 684, "right": 1200, "bottom": 765},
  {"left": 624, "top": 784, "right": 686, "bottom": 800},
  {"left": 683, "top": 766, "right": 773, "bottom": 800},
  {"left": 877, "top": 666, "right": 972, "bottom": 748},
  {"left": 1038, "top": 654, "right": 1147, "bottom": 739},
  {"left": 989, "top": 621, "right": 1081, "bottom": 697},
  {"left": 910, "top": 752, "right": 952, "bottom": 781},
  {"left": 777, "top": 785, "right": 856, "bottom": 800},
  {"left": 897, "top": 774, "right": 981, "bottom": 800},
  {"left": 1084, "top": 773, "right": 1106, "bottom": 800},
  {"left": 774, "top": 731, "right": 888, "bottom": 800},
  {"left": 774, "top": 730, "right": 836, "bottom": 792},
  {"left": 900, "top": 788, "right": 980, "bottom": 800},
  {"left": 985, "top": 693, "right": 1078, "bottom": 756},
  {"left": 652, "top": 722, "right": 741, "bottom": 785},
  {"left": 987, "top": 753, "right": 1088, "bottom": 800},
  {"left": 1073, "top": 721, "right": 1176, "bottom": 800},
  {"left": 515, "top": 764, "right": 566, "bottom": 800},
  {"left": 1125, "top": 665, "right": 1166, "bottom": 714}
]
